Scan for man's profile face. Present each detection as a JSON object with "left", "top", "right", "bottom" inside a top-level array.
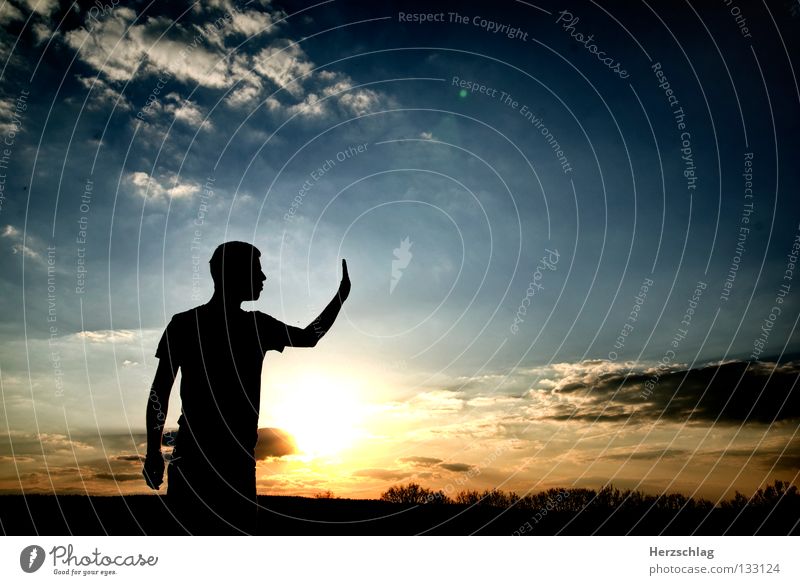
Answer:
[{"left": 248, "top": 257, "right": 267, "bottom": 301}]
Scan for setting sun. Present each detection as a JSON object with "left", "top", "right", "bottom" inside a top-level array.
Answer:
[{"left": 262, "top": 371, "right": 369, "bottom": 458}]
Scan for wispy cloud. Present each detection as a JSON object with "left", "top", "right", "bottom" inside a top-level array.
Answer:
[{"left": 128, "top": 171, "right": 199, "bottom": 201}]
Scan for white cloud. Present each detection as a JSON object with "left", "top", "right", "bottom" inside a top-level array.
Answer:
[
  {"left": 22, "top": 0, "right": 59, "bottom": 17},
  {"left": 0, "top": 2, "right": 24, "bottom": 24},
  {"left": 11, "top": 244, "right": 40, "bottom": 259},
  {"left": 2, "top": 224, "right": 20, "bottom": 238},
  {"left": 164, "top": 95, "right": 212, "bottom": 130},
  {"left": 230, "top": 9, "right": 276, "bottom": 36},
  {"left": 128, "top": 171, "right": 199, "bottom": 201},
  {"left": 76, "top": 75, "right": 132, "bottom": 112},
  {"left": 253, "top": 43, "right": 313, "bottom": 97},
  {"left": 3, "top": 224, "right": 44, "bottom": 262},
  {"left": 225, "top": 83, "right": 262, "bottom": 108},
  {"left": 62, "top": 4, "right": 387, "bottom": 121},
  {"left": 64, "top": 8, "right": 142, "bottom": 83},
  {"left": 0, "top": 96, "right": 24, "bottom": 135},
  {"left": 65, "top": 9, "right": 237, "bottom": 88},
  {"left": 75, "top": 330, "right": 138, "bottom": 343},
  {"left": 265, "top": 92, "right": 327, "bottom": 118},
  {"left": 323, "top": 80, "right": 380, "bottom": 116},
  {"left": 31, "top": 22, "right": 52, "bottom": 45},
  {"left": 338, "top": 87, "right": 380, "bottom": 116}
]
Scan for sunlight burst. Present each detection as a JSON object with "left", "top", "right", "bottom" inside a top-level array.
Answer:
[{"left": 263, "top": 371, "right": 367, "bottom": 458}]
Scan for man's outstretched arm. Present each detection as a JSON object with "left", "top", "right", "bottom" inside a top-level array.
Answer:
[
  {"left": 142, "top": 357, "right": 178, "bottom": 489},
  {"left": 288, "top": 259, "right": 351, "bottom": 347}
]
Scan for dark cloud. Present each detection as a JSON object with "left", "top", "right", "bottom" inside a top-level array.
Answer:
[
  {"left": 439, "top": 462, "right": 474, "bottom": 472},
  {"left": 592, "top": 440, "right": 800, "bottom": 476},
  {"left": 771, "top": 451, "right": 800, "bottom": 472},
  {"left": 547, "top": 360, "right": 800, "bottom": 424},
  {"left": 115, "top": 454, "right": 145, "bottom": 462},
  {"left": 398, "top": 456, "right": 442, "bottom": 467},
  {"left": 254, "top": 428, "right": 296, "bottom": 459},
  {"left": 705, "top": 441, "right": 800, "bottom": 473},
  {"left": 94, "top": 473, "right": 140, "bottom": 482},
  {"left": 395, "top": 457, "right": 477, "bottom": 474},
  {"left": 601, "top": 448, "right": 689, "bottom": 461}
]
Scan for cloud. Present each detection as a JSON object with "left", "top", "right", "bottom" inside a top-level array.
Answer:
[
  {"left": 164, "top": 95, "right": 212, "bottom": 129},
  {"left": 0, "top": 455, "right": 35, "bottom": 463},
  {"left": 115, "top": 454, "right": 145, "bottom": 462},
  {"left": 94, "top": 472, "right": 140, "bottom": 482},
  {"left": 21, "top": 0, "right": 59, "bottom": 17},
  {"left": 588, "top": 437, "right": 800, "bottom": 475},
  {"left": 1, "top": 225, "right": 20, "bottom": 238},
  {"left": 63, "top": 8, "right": 142, "bottom": 83},
  {"left": 407, "top": 390, "right": 465, "bottom": 414},
  {"left": 398, "top": 456, "right": 442, "bottom": 467},
  {"left": 0, "top": 432, "right": 152, "bottom": 494},
  {"left": 600, "top": 448, "right": 690, "bottom": 461},
  {"left": 75, "top": 329, "right": 138, "bottom": 343},
  {"left": 31, "top": 21, "right": 51, "bottom": 45},
  {"left": 323, "top": 80, "right": 380, "bottom": 116},
  {"left": 230, "top": 8, "right": 276, "bottom": 36},
  {"left": 2, "top": 224, "right": 43, "bottom": 261},
  {"left": 439, "top": 462, "right": 474, "bottom": 472},
  {"left": 75, "top": 75, "right": 132, "bottom": 111},
  {"left": 397, "top": 456, "right": 475, "bottom": 473},
  {"left": 128, "top": 171, "right": 199, "bottom": 201},
  {"left": 254, "top": 427, "right": 296, "bottom": 459},
  {"left": 0, "top": 432, "right": 96, "bottom": 458},
  {"left": 704, "top": 440, "right": 800, "bottom": 473},
  {"left": 0, "top": 2, "right": 24, "bottom": 24},
  {"left": 60, "top": 2, "right": 387, "bottom": 125},
  {"left": 63, "top": 6, "right": 272, "bottom": 89},
  {"left": 11, "top": 244, "right": 39, "bottom": 259},
  {"left": 252, "top": 43, "right": 313, "bottom": 97},
  {"left": 538, "top": 359, "right": 800, "bottom": 425}
]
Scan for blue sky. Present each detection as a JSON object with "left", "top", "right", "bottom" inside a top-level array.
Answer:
[{"left": 0, "top": 0, "right": 798, "bottom": 500}]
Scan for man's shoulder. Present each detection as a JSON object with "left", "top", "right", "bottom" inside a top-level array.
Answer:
[{"left": 167, "top": 305, "right": 206, "bottom": 326}]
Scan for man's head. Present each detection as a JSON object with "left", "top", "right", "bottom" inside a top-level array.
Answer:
[{"left": 209, "top": 241, "right": 266, "bottom": 301}]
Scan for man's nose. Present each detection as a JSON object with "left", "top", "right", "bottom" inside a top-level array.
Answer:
[{"left": 260, "top": 272, "right": 266, "bottom": 281}]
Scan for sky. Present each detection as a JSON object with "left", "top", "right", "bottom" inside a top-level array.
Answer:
[{"left": 0, "top": 0, "right": 799, "bottom": 503}]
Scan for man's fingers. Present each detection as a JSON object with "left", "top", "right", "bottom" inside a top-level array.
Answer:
[{"left": 142, "top": 462, "right": 164, "bottom": 490}]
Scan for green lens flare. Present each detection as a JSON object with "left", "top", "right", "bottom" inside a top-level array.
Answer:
[{"left": 459, "top": 89, "right": 468, "bottom": 98}]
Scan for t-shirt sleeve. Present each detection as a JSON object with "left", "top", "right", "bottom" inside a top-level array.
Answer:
[
  {"left": 155, "top": 316, "right": 183, "bottom": 367},
  {"left": 255, "top": 312, "right": 293, "bottom": 353}
]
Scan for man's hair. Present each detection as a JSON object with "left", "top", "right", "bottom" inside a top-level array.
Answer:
[{"left": 209, "top": 241, "right": 261, "bottom": 287}]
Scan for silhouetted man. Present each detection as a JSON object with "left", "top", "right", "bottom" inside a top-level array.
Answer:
[{"left": 142, "top": 241, "right": 350, "bottom": 534}]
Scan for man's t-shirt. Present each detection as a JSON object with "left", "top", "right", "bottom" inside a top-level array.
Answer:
[{"left": 155, "top": 304, "right": 291, "bottom": 467}]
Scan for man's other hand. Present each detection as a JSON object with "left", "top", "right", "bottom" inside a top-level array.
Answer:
[{"left": 142, "top": 451, "right": 165, "bottom": 490}]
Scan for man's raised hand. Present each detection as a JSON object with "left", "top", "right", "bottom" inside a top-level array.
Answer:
[{"left": 338, "top": 259, "right": 351, "bottom": 301}]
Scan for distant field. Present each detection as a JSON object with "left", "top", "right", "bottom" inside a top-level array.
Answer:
[{"left": 1, "top": 483, "right": 797, "bottom": 535}]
